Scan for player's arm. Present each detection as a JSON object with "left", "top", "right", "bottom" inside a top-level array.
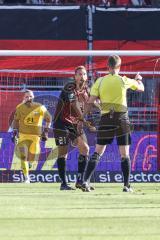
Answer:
[
  {"left": 70, "top": 94, "right": 100, "bottom": 123},
  {"left": 12, "top": 119, "right": 19, "bottom": 130},
  {"left": 81, "top": 95, "right": 99, "bottom": 132},
  {"left": 134, "top": 73, "right": 144, "bottom": 92},
  {"left": 44, "top": 110, "right": 52, "bottom": 129},
  {"left": 83, "top": 78, "right": 102, "bottom": 116},
  {"left": 123, "top": 74, "right": 144, "bottom": 92},
  {"left": 83, "top": 95, "right": 100, "bottom": 116},
  {"left": 70, "top": 99, "right": 97, "bottom": 132},
  {"left": 41, "top": 108, "right": 52, "bottom": 141},
  {"left": 11, "top": 110, "right": 20, "bottom": 144},
  {"left": 63, "top": 82, "right": 96, "bottom": 132},
  {"left": 64, "top": 82, "right": 84, "bottom": 121},
  {"left": 71, "top": 99, "right": 84, "bottom": 121}
]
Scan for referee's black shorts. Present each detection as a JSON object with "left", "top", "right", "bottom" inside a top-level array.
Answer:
[{"left": 97, "top": 112, "right": 132, "bottom": 146}]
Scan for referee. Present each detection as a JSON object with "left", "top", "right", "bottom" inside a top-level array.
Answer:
[{"left": 82, "top": 55, "right": 144, "bottom": 192}]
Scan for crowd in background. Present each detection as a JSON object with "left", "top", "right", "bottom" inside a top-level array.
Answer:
[{"left": 1, "top": 0, "right": 160, "bottom": 7}]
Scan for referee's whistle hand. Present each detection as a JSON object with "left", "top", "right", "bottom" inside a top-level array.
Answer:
[{"left": 135, "top": 73, "right": 142, "bottom": 81}]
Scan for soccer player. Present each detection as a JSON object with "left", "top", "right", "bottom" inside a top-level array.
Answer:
[
  {"left": 54, "top": 66, "right": 95, "bottom": 190},
  {"left": 82, "top": 55, "right": 144, "bottom": 192},
  {"left": 12, "top": 90, "right": 52, "bottom": 183}
]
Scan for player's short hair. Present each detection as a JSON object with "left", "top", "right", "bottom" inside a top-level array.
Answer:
[
  {"left": 74, "top": 65, "right": 86, "bottom": 74},
  {"left": 24, "top": 89, "right": 33, "bottom": 94},
  {"left": 108, "top": 55, "right": 121, "bottom": 69},
  {"left": 24, "top": 89, "right": 34, "bottom": 97}
]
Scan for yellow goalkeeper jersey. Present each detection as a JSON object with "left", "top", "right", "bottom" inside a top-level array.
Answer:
[
  {"left": 90, "top": 74, "right": 140, "bottom": 114},
  {"left": 14, "top": 102, "right": 50, "bottom": 135}
]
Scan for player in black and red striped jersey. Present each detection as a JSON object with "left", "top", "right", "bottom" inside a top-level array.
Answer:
[{"left": 54, "top": 66, "right": 95, "bottom": 190}]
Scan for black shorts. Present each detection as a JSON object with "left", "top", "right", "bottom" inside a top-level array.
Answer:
[
  {"left": 97, "top": 112, "right": 132, "bottom": 146},
  {"left": 54, "top": 121, "right": 82, "bottom": 146}
]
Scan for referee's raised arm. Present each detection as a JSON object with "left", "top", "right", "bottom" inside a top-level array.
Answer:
[{"left": 134, "top": 73, "right": 144, "bottom": 92}]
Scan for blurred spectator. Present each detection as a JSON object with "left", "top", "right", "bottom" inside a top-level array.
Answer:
[
  {"left": 4, "top": 0, "right": 27, "bottom": 3},
  {"left": 101, "top": 0, "right": 117, "bottom": 6},
  {"left": 116, "top": 0, "right": 131, "bottom": 5},
  {"left": 98, "top": 0, "right": 151, "bottom": 4},
  {"left": 58, "top": 0, "right": 75, "bottom": 3},
  {"left": 145, "top": 0, "right": 152, "bottom": 4},
  {"left": 2, "top": 0, "right": 154, "bottom": 5},
  {"left": 131, "top": 0, "right": 144, "bottom": 5},
  {"left": 151, "top": 0, "right": 159, "bottom": 6},
  {"left": 26, "top": 0, "right": 44, "bottom": 3},
  {"left": 44, "top": 0, "right": 61, "bottom": 4}
]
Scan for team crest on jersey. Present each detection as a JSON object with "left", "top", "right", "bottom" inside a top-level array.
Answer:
[{"left": 69, "top": 93, "right": 74, "bottom": 99}]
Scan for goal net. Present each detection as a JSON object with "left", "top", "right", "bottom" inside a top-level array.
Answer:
[{"left": 0, "top": 50, "right": 159, "bottom": 183}]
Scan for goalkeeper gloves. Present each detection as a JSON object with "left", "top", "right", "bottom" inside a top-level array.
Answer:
[
  {"left": 11, "top": 129, "right": 18, "bottom": 144},
  {"left": 41, "top": 127, "right": 49, "bottom": 142}
]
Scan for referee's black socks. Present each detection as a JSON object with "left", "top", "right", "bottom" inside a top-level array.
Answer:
[
  {"left": 57, "top": 157, "right": 67, "bottom": 185},
  {"left": 77, "top": 154, "right": 88, "bottom": 183},
  {"left": 121, "top": 157, "right": 131, "bottom": 187},
  {"left": 83, "top": 152, "right": 100, "bottom": 182}
]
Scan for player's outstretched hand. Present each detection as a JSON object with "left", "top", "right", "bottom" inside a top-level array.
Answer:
[
  {"left": 84, "top": 121, "right": 97, "bottom": 132},
  {"left": 77, "top": 121, "right": 84, "bottom": 135},
  {"left": 11, "top": 129, "right": 18, "bottom": 144},
  {"left": 88, "top": 125, "right": 97, "bottom": 132}
]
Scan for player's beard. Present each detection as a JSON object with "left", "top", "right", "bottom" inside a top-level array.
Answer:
[
  {"left": 79, "top": 79, "right": 86, "bottom": 90},
  {"left": 25, "top": 99, "right": 33, "bottom": 106}
]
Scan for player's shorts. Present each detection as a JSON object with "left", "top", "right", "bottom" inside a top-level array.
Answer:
[
  {"left": 16, "top": 133, "right": 40, "bottom": 157},
  {"left": 97, "top": 112, "right": 132, "bottom": 146},
  {"left": 54, "top": 121, "right": 82, "bottom": 146}
]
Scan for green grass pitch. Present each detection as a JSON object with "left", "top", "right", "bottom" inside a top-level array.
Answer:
[{"left": 0, "top": 183, "right": 160, "bottom": 240}]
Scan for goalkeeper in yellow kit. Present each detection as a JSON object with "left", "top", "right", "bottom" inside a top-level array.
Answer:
[{"left": 12, "top": 90, "right": 52, "bottom": 183}]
